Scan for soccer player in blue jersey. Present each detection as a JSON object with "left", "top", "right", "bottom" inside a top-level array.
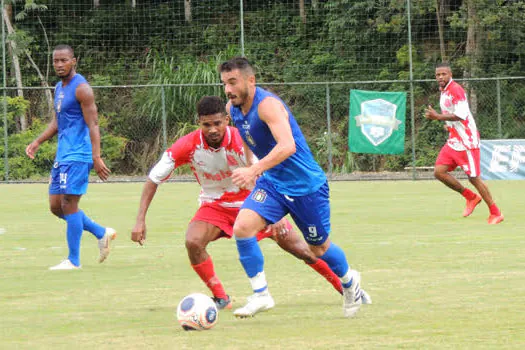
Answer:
[
  {"left": 25, "top": 45, "right": 116, "bottom": 270},
  {"left": 219, "top": 57, "right": 368, "bottom": 318}
]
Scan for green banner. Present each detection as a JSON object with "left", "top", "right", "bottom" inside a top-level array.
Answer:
[{"left": 348, "top": 89, "right": 406, "bottom": 155}]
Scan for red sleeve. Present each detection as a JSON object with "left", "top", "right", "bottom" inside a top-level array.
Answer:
[
  {"left": 166, "top": 131, "right": 198, "bottom": 168},
  {"left": 449, "top": 82, "right": 467, "bottom": 105}
]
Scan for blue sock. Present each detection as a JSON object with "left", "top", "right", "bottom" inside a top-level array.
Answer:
[
  {"left": 236, "top": 236, "right": 267, "bottom": 292},
  {"left": 79, "top": 210, "right": 105, "bottom": 239},
  {"left": 319, "top": 243, "right": 351, "bottom": 287},
  {"left": 64, "top": 211, "right": 83, "bottom": 267},
  {"left": 58, "top": 211, "right": 105, "bottom": 239}
]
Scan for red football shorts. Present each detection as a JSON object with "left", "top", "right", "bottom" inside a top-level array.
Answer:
[
  {"left": 435, "top": 143, "right": 480, "bottom": 177},
  {"left": 190, "top": 202, "right": 292, "bottom": 241}
]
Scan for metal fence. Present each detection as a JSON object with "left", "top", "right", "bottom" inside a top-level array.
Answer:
[
  {"left": 2, "top": 0, "right": 525, "bottom": 181},
  {"left": 2, "top": 76, "right": 524, "bottom": 182}
]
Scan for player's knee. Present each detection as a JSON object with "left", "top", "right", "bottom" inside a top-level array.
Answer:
[
  {"left": 468, "top": 176, "right": 480, "bottom": 184},
  {"left": 434, "top": 168, "right": 445, "bottom": 180},
  {"left": 233, "top": 220, "right": 254, "bottom": 238},
  {"left": 49, "top": 205, "right": 63, "bottom": 218},
  {"left": 60, "top": 202, "right": 74, "bottom": 215},
  {"left": 60, "top": 195, "right": 79, "bottom": 214},
  {"left": 185, "top": 235, "right": 207, "bottom": 253}
]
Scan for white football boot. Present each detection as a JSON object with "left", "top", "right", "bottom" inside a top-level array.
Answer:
[
  {"left": 342, "top": 270, "right": 362, "bottom": 318},
  {"left": 360, "top": 289, "right": 372, "bottom": 305},
  {"left": 233, "top": 290, "right": 275, "bottom": 318},
  {"left": 98, "top": 228, "right": 117, "bottom": 263},
  {"left": 49, "top": 259, "right": 81, "bottom": 270}
]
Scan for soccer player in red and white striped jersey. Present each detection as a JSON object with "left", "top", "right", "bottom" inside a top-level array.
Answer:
[{"left": 424, "top": 62, "right": 503, "bottom": 224}]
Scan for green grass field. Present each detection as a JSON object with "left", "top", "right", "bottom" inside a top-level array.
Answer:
[{"left": 1, "top": 180, "right": 524, "bottom": 349}]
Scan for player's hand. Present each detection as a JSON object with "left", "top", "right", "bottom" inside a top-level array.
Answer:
[
  {"left": 268, "top": 218, "right": 290, "bottom": 240},
  {"left": 232, "top": 167, "right": 257, "bottom": 189},
  {"left": 424, "top": 105, "right": 438, "bottom": 120},
  {"left": 25, "top": 140, "right": 40, "bottom": 159},
  {"left": 131, "top": 221, "right": 147, "bottom": 246},
  {"left": 93, "top": 156, "right": 111, "bottom": 181}
]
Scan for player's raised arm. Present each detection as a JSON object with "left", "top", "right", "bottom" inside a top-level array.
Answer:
[
  {"left": 77, "top": 83, "right": 111, "bottom": 181},
  {"left": 25, "top": 114, "right": 58, "bottom": 159}
]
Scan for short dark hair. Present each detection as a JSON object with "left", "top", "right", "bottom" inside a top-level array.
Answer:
[
  {"left": 436, "top": 62, "right": 451, "bottom": 69},
  {"left": 196, "top": 96, "right": 226, "bottom": 117},
  {"left": 218, "top": 56, "right": 255, "bottom": 76},
  {"left": 53, "top": 44, "right": 75, "bottom": 57}
]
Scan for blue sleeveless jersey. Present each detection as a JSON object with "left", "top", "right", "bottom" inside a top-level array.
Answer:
[
  {"left": 230, "top": 87, "right": 326, "bottom": 196},
  {"left": 54, "top": 74, "right": 92, "bottom": 163}
]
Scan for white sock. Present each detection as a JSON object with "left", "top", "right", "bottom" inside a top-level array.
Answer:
[
  {"left": 340, "top": 269, "right": 352, "bottom": 285},
  {"left": 249, "top": 271, "right": 268, "bottom": 292}
]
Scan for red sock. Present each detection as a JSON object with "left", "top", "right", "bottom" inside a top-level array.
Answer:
[
  {"left": 489, "top": 203, "right": 501, "bottom": 216},
  {"left": 461, "top": 188, "right": 478, "bottom": 200},
  {"left": 307, "top": 259, "right": 343, "bottom": 295},
  {"left": 191, "top": 256, "right": 227, "bottom": 299}
]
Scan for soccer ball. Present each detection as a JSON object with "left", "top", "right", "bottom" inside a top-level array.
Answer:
[{"left": 176, "top": 293, "right": 218, "bottom": 331}]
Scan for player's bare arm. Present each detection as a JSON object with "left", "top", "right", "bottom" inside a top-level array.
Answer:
[
  {"left": 232, "top": 97, "right": 296, "bottom": 188},
  {"left": 253, "top": 97, "right": 296, "bottom": 169},
  {"left": 77, "top": 83, "right": 111, "bottom": 181},
  {"left": 131, "top": 179, "right": 160, "bottom": 246},
  {"left": 133, "top": 151, "right": 175, "bottom": 245},
  {"left": 424, "top": 105, "right": 461, "bottom": 121},
  {"left": 25, "top": 115, "right": 58, "bottom": 159}
]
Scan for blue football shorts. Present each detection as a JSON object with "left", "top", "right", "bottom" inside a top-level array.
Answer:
[
  {"left": 49, "top": 161, "right": 92, "bottom": 195},
  {"left": 241, "top": 176, "right": 331, "bottom": 245}
]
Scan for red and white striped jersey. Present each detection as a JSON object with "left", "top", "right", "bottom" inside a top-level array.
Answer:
[
  {"left": 148, "top": 126, "right": 250, "bottom": 207},
  {"left": 440, "top": 79, "right": 480, "bottom": 151}
]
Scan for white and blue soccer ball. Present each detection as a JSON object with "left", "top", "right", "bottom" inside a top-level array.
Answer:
[{"left": 176, "top": 293, "right": 218, "bottom": 331}]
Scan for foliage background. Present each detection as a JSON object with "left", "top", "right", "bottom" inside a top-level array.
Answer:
[{"left": 1, "top": 0, "right": 525, "bottom": 179}]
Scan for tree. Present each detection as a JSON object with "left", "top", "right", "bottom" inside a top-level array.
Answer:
[
  {"left": 184, "top": 0, "right": 191, "bottom": 23},
  {"left": 299, "top": 0, "right": 305, "bottom": 24},
  {"left": 11, "top": 0, "right": 53, "bottom": 124},
  {"left": 2, "top": 2, "right": 25, "bottom": 130},
  {"left": 435, "top": 0, "right": 448, "bottom": 61},
  {"left": 463, "top": 0, "right": 481, "bottom": 116}
]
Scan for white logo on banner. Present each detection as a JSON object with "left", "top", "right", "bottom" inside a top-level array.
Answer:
[
  {"left": 489, "top": 145, "right": 525, "bottom": 173},
  {"left": 355, "top": 99, "right": 402, "bottom": 146}
]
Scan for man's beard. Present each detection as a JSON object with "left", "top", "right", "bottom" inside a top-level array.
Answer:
[
  {"left": 56, "top": 69, "right": 72, "bottom": 79},
  {"left": 231, "top": 89, "right": 248, "bottom": 107}
]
